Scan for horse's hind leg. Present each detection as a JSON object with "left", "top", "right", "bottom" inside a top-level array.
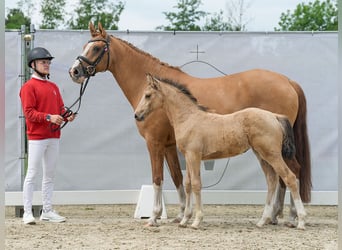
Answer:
[
  {"left": 270, "top": 181, "right": 285, "bottom": 225},
  {"left": 283, "top": 157, "right": 302, "bottom": 228},
  {"left": 272, "top": 157, "right": 301, "bottom": 225},
  {"left": 164, "top": 145, "right": 186, "bottom": 223},
  {"left": 270, "top": 158, "right": 306, "bottom": 229},
  {"left": 255, "top": 157, "right": 278, "bottom": 228}
]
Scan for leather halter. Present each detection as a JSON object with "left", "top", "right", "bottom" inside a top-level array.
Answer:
[{"left": 76, "top": 36, "right": 111, "bottom": 77}]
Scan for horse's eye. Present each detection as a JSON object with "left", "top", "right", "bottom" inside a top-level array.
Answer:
[
  {"left": 93, "top": 46, "right": 100, "bottom": 53},
  {"left": 145, "top": 94, "right": 151, "bottom": 99}
]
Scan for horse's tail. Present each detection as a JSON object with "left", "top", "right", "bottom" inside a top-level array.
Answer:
[
  {"left": 277, "top": 116, "right": 296, "bottom": 159},
  {"left": 290, "top": 80, "right": 312, "bottom": 203}
]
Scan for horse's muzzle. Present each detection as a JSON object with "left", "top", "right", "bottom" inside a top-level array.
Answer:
[
  {"left": 69, "top": 67, "right": 85, "bottom": 84},
  {"left": 134, "top": 114, "right": 144, "bottom": 122}
]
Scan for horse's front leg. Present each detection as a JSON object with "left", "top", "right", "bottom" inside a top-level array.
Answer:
[
  {"left": 145, "top": 142, "right": 166, "bottom": 227},
  {"left": 256, "top": 158, "right": 278, "bottom": 228},
  {"left": 190, "top": 168, "right": 203, "bottom": 229},
  {"left": 181, "top": 153, "right": 203, "bottom": 229},
  {"left": 179, "top": 164, "right": 192, "bottom": 228},
  {"left": 164, "top": 144, "right": 185, "bottom": 223}
]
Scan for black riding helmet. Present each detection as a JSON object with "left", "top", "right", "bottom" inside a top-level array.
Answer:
[
  {"left": 27, "top": 47, "right": 54, "bottom": 68},
  {"left": 27, "top": 47, "right": 54, "bottom": 78}
]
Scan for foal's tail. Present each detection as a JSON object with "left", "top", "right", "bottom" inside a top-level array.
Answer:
[{"left": 277, "top": 116, "right": 296, "bottom": 159}]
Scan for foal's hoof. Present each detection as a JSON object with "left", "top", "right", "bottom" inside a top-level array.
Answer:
[
  {"left": 144, "top": 221, "right": 158, "bottom": 228},
  {"left": 256, "top": 223, "right": 263, "bottom": 228},
  {"left": 296, "top": 221, "right": 306, "bottom": 230},
  {"left": 190, "top": 224, "right": 199, "bottom": 230}
]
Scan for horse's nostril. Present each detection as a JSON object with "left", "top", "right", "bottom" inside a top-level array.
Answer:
[
  {"left": 73, "top": 69, "right": 79, "bottom": 76},
  {"left": 134, "top": 114, "right": 143, "bottom": 121}
]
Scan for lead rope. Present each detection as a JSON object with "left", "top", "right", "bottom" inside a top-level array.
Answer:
[{"left": 51, "top": 77, "right": 91, "bottom": 131}]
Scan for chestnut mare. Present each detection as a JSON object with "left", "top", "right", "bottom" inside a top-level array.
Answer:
[
  {"left": 134, "top": 74, "right": 306, "bottom": 229},
  {"left": 69, "top": 22, "right": 311, "bottom": 227}
]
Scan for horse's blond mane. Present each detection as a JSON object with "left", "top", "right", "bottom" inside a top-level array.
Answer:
[{"left": 156, "top": 77, "right": 209, "bottom": 112}]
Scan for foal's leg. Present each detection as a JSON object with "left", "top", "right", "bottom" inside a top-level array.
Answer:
[
  {"left": 179, "top": 162, "right": 193, "bottom": 228},
  {"left": 272, "top": 157, "right": 301, "bottom": 224},
  {"left": 179, "top": 152, "right": 203, "bottom": 229},
  {"left": 284, "top": 182, "right": 300, "bottom": 228},
  {"left": 269, "top": 158, "right": 306, "bottom": 229},
  {"left": 189, "top": 156, "right": 203, "bottom": 229},
  {"left": 164, "top": 145, "right": 186, "bottom": 223},
  {"left": 255, "top": 158, "right": 278, "bottom": 228},
  {"left": 284, "top": 158, "right": 302, "bottom": 228}
]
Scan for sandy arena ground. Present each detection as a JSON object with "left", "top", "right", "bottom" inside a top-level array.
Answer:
[{"left": 5, "top": 204, "right": 337, "bottom": 250}]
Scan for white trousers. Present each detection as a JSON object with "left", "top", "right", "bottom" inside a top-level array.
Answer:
[{"left": 23, "top": 139, "right": 60, "bottom": 213}]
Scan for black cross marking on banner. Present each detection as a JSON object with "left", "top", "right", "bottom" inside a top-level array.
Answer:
[{"left": 190, "top": 44, "right": 205, "bottom": 60}]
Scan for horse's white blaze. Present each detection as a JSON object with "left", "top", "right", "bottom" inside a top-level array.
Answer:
[{"left": 70, "top": 42, "right": 92, "bottom": 70}]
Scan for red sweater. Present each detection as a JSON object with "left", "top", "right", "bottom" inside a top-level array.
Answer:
[{"left": 20, "top": 77, "right": 65, "bottom": 140}]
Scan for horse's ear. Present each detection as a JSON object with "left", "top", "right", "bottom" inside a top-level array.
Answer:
[
  {"left": 98, "top": 22, "right": 107, "bottom": 38},
  {"left": 146, "top": 73, "right": 153, "bottom": 85},
  {"left": 146, "top": 73, "right": 159, "bottom": 90},
  {"left": 89, "top": 22, "right": 96, "bottom": 37}
]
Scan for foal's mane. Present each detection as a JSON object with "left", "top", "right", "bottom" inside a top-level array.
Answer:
[{"left": 157, "top": 77, "right": 209, "bottom": 112}]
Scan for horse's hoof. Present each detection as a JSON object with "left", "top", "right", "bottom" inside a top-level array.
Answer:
[
  {"left": 178, "top": 223, "right": 187, "bottom": 228},
  {"left": 297, "top": 225, "right": 305, "bottom": 230},
  {"left": 269, "top": 218, "right": 278, "bottom": 225},
  {"left": 190, "top": 224, "right": 199, "bottom": 230},
  {"left": 144, "top": 221, "right": 158, "bottom": 227},
  {"left": 172, "top": 217, "right": 182, "bottom": 223},
  {"left": 256, "top": 221, "right": 264, "bottom": 228},
  {"left": 297, "top": 221, "right": 306, "bottom": 230},
  {"left": 284, "top": 221, "right": 296, "bottom": 228}
]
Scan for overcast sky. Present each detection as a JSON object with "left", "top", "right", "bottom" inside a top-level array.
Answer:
[{"left": 5, "top": 0, "right": 313, "bottom": 31}]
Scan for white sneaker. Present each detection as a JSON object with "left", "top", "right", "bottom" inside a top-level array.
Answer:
[
  {"left": 22, "top": 212, "right": 36, "bottom": 225},
  {"left": 40, "top": 210, "right": 66, "bottom": 223}
]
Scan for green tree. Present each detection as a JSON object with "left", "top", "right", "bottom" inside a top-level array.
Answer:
[
  {"left": 17, "top": 0, "right": 35, "bottom": 18},
  {"left": 276, "top": 0, "right": 338, "bottom": 31},
  {"left": 225, "top": 0, "right": 251, "bottom": 31},
  {"left": 5, "top": 8, "right": 31, "bottom": 29},
  {"left": 203, "top": 10, "right": 232, "bottom": 31},
  {"left": 68, "top": 0, "right": 125, "bottom": 30},
  {"left": 158, "top": 0, "right": 207, "bottom": 31},
  {"left": 40, "top": 0, "right": 66, "bottom": 29}
]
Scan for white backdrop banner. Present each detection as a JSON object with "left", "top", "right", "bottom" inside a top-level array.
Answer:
[{"left": 5, "top": 30, "right": 337, "bottom": 193}]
